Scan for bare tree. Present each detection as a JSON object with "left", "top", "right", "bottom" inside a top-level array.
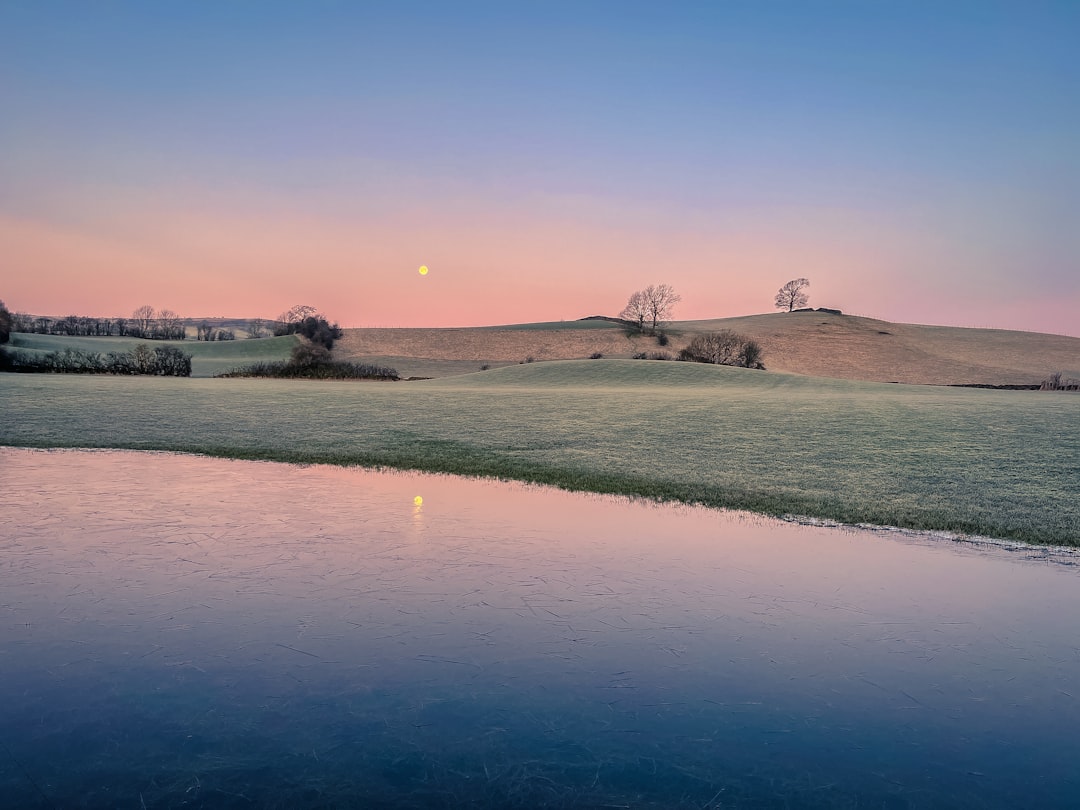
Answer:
[
  {"left": 644, "top": 284, "right": 681, "bottom": 333},
  {"left": 246, "top": 318, "right": 267, "bottom": 339},
  {"left": 621, "top": 284, "right": 681, "bottom": 334},
  {"left": 620, "top": 290, "right": 648, "bottom": 332},
  {"left": 132, "top": 304, "right": 155, "bottom": 337},
  {"left": 156, "top": 309, "right": 185, "bottom": 340},
  {"left": 274, "top": 305, "right": 321, "bottom": 336},
  {"left": 775, "top": 278, "right": 810, "bottom": 312}
]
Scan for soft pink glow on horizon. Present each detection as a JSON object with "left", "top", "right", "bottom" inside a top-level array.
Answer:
[{"left": 5, "top": 200, "right": 1078, "bottom": 337}]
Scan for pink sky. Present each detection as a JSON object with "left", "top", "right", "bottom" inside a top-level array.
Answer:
[{"left": 4, "top": 192, "right": 1076, "bottom": 335}]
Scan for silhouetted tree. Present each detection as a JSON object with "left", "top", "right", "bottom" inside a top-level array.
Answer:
[
  {"left": 132, "top": 305, "right": 155, "bottom": 338},
  {"left": 156, "top": 309, "right": 185, "bottom": 340},
  {"left": 620, "top": 284, "right": 681, "bottom": 334},
  {"left": 620, "top": 290, "right": 648, "bottom": 332},
  {"left": 275, "top": 304, "right": 319, "bottom": 335},
  {"left": 775, "top": 278, "right": 810, "bottom": 312}
]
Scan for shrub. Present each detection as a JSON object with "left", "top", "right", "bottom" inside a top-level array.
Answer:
[
  {"left": 632, "top": 352, "right": 648, "bottom": 359},
  {"left": 290, "top": 342, "right": 332, "bottom": 367},
  {"left": 656, "top": 332, "right": 669, "bottom": 346},
  {"left": 153, "top": 346, "right": 192, "bottom": 377},
  {"left": 217, "top": 338, "right": 396, "bottom": 380},
  {"left": 589, "top": 352, "right": 604, "bottom": 359},
  {"left": 679, "top": 330, "right": 765, "bottom": 369},
  {"left": 216, "top": 360, "right": 398, "bottom": 380}
]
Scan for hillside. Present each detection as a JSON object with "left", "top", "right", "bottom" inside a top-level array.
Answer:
[{"left": 333, "top": 311, "right": 1080, "bottom": 385}]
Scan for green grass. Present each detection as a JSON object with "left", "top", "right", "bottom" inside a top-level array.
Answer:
[
  {"left": 7, "top": 333, "right": 297, "bottom": 377},
  {"left": 2, "top": 359, "right": 1077, "bottom": 546}
]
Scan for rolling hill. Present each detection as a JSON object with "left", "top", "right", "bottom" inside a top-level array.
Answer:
[{"left": 332, "top": 311, "right": 1080, "bottom": 386}]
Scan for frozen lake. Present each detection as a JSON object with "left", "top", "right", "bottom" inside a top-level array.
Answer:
[{"left": 1, "top": 448, "right": 1078, "bottom": 807}]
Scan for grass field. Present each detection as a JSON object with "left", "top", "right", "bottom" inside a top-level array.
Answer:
[
  {"left": 2, "top": 360, "right": 1077, "bottom": 546},
  {"left": 6, "top": 333, "right": 297, "bottom": 377}
]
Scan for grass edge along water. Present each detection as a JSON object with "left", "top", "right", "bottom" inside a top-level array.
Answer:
[{"left": 1, "top": 359, "right": 1077, "bottom": 546}]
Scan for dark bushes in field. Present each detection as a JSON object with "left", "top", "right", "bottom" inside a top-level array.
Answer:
[
  {"left": 678, "top": 330, "right": 765, "bottom": 369},
  {"left": 218, "top": 341, "right": 397, "bottom": 380},
  {"left": 217, "top": 359, "right": 398, "bottom": 380},
  {"left": 273, "top": 307, "right": 342, "bottom": 350},
  {"left": 0, "top": 345, "right": 192, "bottom": 376}
]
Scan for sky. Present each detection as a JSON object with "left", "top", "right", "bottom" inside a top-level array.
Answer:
[{"left": 2, "top": 1, "right": 1078, "bottom": 334}]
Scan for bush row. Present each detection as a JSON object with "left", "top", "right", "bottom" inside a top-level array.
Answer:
[
  {"left": 216, "top": 360, "right": 398, "bottom": 380},
  {"left": 216, "top": 341, "right": 398, "bottom": 380},
  {"left": 0, "top": 345, "right": 192, "bottom": 376}
]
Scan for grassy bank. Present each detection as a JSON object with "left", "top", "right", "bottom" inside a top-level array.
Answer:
[{"left": 2, "top": 360, "right": 1077, "bottom": 545}]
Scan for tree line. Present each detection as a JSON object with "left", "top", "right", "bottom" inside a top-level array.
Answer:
[
  {"left": 8, "top": 305, "right": 188, "bottom": 339},
  {"left": 5, "top": 306, "right": 277, "bottom": 341}
]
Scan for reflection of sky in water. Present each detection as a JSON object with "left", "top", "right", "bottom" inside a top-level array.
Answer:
[{"left": 1, "top": 448, "right": 1078, "bottom": 807}]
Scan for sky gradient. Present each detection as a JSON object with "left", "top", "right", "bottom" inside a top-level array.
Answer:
[{"left": 2, "top": 2, "right": 1078, "bottom": 334}]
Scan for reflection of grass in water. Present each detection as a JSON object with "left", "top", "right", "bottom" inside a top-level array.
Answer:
[{"left": 2, "top": 361, "right": 1078, "bottom": 545}]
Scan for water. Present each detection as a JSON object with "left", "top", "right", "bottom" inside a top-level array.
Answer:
[{"left": 1, "top": 448, "right": 1078, "bottom": 808}]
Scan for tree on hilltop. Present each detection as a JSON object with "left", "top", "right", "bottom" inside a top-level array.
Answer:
[
  {"left": 620, "top": 284, "right": 681, "bottom": 335},
  {"left": 620, "top": 290, "right": 648, "bottom": 332},
  {"left": 775, "top": 278, "right": 810, "bottom": 312},
  {"left": 276, "top": 304, "right": 319, "bottom": 330},
  {"left": 273, "top": 305, "right": 342, "bottom": 349}
]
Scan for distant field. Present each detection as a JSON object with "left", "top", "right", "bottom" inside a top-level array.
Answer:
[
  {"left": 2, "top": 360, "right": 1077, "bottom": 546},
  {"left": 6, "top": 333, "right": 297, "bottom": 377},
  {"left": 334, "top": 312, "right": 1080, "bottom": 385}
]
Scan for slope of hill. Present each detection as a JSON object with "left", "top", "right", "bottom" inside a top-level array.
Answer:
[{"left": 333, "top": 312, "right": 1080, "bottom": 385}]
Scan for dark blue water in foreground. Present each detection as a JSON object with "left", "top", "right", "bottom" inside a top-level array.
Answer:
[{"left": 1, "top": 449, "right": 1078, "bottom": 808}]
